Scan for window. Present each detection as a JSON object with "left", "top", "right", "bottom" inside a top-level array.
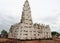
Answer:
[
  {"left": 26, "top": 19, "right": 28, "bottom": 20},
  {"left": 38, "top": 32, "right": 40, "bottom": 33},
  {"left": 38, "top": 34, "right": 39, "bottom": 36},
  {"left": 24, "top": 30, "right": 28, "bottom": 32},
  {"left": 21, "top": 26, "right": 23, "bottom": 28},
  {"left": 26, "top": 31, "right": 28, "bottom": 32},
  {"left": 20, "top": 34, "right": 22, "bottom": 35},
  {"left": 24, "top": 34, "right": 28, "bottom": 35},
  {"left": 30, "top": 23, "right": 32, "bottom": 25},
  {"left": 25, "top": 23, "right": 28, "bottom": 24},
  {"left": 33, "top": 31, "right": 36, "bottom": 32},
  {"left": 34, "top": 34, "right": 36, "bottom": 36},
  {"left": 24, "top": 30, "right": 25, "bottom": 32},
  {"left": 15, "top": 31, "right": 17, "bottom": 32},
  {"left": 46, "top": 32, "right": 48, "bottom": 34},
  {"left": 16, "top": 27, "right": 18, "bottom": 29},
  {"left": 29, "top": 19, "right": 32, "bottom": 21},
  {"left": 38, "top": 27, "right": 40, "bottom": 29}
]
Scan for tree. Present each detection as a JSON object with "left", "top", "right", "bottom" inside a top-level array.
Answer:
[
  {"left": 56, "top": 32, "right": 60, "bottom": 37},
  {"left": 51, "top": 31, "right": 60, "bottom": 37},
  {"left": 1, "top": 29, "right": 8, "bottom": 35}
]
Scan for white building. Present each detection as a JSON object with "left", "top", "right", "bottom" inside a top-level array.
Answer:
[{"left": 8, "top": 0, "right": 52, "bottom": 40}]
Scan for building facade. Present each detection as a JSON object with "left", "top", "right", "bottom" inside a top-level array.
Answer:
[{"left": 8, "top": 0, "right": 52, "bottom": 40}]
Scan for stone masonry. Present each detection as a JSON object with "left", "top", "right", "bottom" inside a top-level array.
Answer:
[{"left": 8, "top": 0, "right": 52, "bottom": 40}]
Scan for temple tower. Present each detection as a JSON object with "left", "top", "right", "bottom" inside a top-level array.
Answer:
[
  {"left": 8, "top": 0, "right": 52, "bottom": 40},
  {"left": 21, "top": 0, "right": 33, "bottom": 24},
  {"left": 17, "top": 0, "right": 35, "bottom": 39}
]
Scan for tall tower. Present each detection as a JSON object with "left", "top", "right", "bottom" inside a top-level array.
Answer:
[
  {"left": 17, "top": 0, "right": 35, "bottom": 40},
  {"left": 21, "top": 0, "right": 33, "bottom": 25}
]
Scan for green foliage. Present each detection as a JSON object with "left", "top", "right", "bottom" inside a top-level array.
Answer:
[
  {"left": 51, "top": 31, "right": 56, "bottom": 35},
  {"left": 51, "top": 31, "right": 60, "bottom": 37},
  {"left": 1, "top": 29, "right": 8, "bottom": 35},
  {"left": 56, "top": 32, "right": 60, "bottom": 37}
]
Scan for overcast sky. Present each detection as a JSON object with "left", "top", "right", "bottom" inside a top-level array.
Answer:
[{"left": 0, "top": 0, "right": 60, "bottom": 33}]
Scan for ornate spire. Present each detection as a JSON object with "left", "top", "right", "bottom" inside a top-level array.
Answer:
[{"left": 21, "top": 0, "right": 33, "bottom": 25}]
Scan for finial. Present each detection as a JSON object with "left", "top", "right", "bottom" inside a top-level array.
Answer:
[{"left": 26, "top": 0, "right": 28, "bottom": 1}]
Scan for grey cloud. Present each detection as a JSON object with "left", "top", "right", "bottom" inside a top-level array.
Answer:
[
  {"left": 36, "top": 13, "right": 60, "bottom": 33},
  {"left": 0, "top": 0, "right": 60, "bottom": 33},
  {"left": 0, "top": 12, "right": 20, "bottom": 33}
]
